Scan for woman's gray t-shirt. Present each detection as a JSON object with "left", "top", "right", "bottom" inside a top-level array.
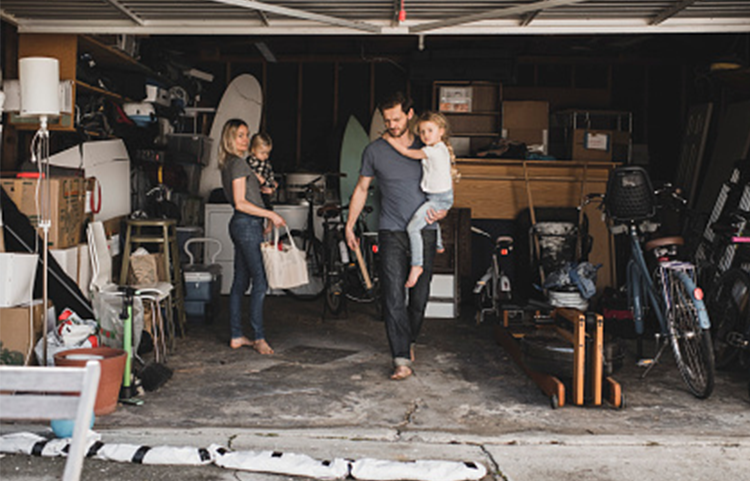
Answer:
[
  {"left": 360, "top": 137, "right": 435, "bottom": 232},
  {"left": 221, "top": 155, "right": 264, "bottom": 208}
]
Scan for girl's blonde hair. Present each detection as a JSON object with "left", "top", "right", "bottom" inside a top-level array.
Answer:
[
  {"left": 250, "top": 132, "right": 273, "bottom": 152},
  {"left": 218, "top": 118, "right": 248, "bottom": 170},
  {"left": 416, "top": 111, "right": 456, "bottom": 164}
]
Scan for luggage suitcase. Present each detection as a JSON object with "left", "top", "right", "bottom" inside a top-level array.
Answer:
[{"left": 183, "top": 237, "right": 223, "bottom": 321}]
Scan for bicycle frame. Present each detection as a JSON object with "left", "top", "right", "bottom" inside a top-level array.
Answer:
[{"left": 627, "top": 224, "right": 710, "bottom": 334}]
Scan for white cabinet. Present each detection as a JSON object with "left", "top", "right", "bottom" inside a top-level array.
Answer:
[{"left": 204, "top": 204, "right": 235, "bottom": 295}]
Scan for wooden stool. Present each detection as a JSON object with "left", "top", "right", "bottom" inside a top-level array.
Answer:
[{"left": 120, "top": 219, "right": 186, "bottom": 339}]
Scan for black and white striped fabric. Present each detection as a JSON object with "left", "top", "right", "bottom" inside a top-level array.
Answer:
[{"left": 1, "top": 432, "right": 487, "bottom": 481}]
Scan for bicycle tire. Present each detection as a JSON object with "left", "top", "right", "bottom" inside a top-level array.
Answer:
[
  {"left": 324, "top": 231, "right": 346, "bottom": 315},
  {"left": 284, "top": 235, "right": 325, "bottom": 300},
  {"left": 658, "top": 265, "right": 715, "bottom": 399},
  {"left": 707, "top": 268, "right": 750, "bottom": 369}
]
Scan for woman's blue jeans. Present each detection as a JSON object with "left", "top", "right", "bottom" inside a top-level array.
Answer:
[{"left": 228, "top": 212, "right": 268, "bottom": 341}]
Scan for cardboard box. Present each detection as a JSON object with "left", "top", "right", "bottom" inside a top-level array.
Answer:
[
  {"left": 0, "top": 253, "right": 38, "bottom": 308},
  {"left": 439, "top": 86, "right": 472, "bottom": 112},
  {"left": 1, "top": 176, "right": 86, "bottom": 249},
  {"left": 0, "top": 300, "right": 48, "bottom": 365},
  {"left": 572, "top": 129, "right": 630, "bottom": 162},
  {"left": 47, "top": 139, "right": 131, "bottom": 222},
  {"left": 502, "top": 101, "right": 549, "bottom": 147}
]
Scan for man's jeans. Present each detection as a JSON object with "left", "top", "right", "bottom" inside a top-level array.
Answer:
[{"left": 379, "top": 229, "right": 437, "bottom": 367}]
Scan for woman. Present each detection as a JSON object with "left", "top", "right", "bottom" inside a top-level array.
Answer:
[{"left": 218, "top": 118, "right": 285, "bottom": 355}]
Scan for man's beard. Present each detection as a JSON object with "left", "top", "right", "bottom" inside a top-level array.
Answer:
[{"left": 388, "top": 125, "right": 408, "bottom": 138}]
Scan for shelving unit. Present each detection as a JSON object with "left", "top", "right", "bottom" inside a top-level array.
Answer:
[
  {"left": 432, "top": 80, "right": 502, "bottom": 156},
  {"left": 12, "top": 33, "right": 167, "bottom": 132}
]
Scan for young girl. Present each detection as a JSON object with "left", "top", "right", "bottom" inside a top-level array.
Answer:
[
  {"left": 383, "top": 111, "right": 454, "bottom": 288},
  {"left": 246, "top": 132, "right": 278, "bottom": 210}
]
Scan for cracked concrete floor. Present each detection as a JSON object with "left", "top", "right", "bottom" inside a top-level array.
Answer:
[
  {"left": 2, "top": 295, "right": 749, "bottom": 480},
  {"left": 93, "top": 294, "right": 748, "bottom": 437}
]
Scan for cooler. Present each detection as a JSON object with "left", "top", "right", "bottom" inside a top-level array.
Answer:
[{"left": 183, "top": 237, "right": 222, "bottom": 321}]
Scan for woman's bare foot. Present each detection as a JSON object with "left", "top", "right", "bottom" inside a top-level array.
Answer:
[
  {"left": 405, "top": 266, "right": 424, "bottom": 288},
  {"left": 252, "top": 339, "right": 274, "bottom": 355},
  {"left": 230, "top": 336, "right": 253, "bottom": 349},
  {"left": 390, "top": 365, "right": 413, "bottom": 380}
]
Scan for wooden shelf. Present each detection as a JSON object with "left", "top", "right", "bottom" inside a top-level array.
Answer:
[{"left": 76, "top": 80, "right": 128, "bottom": 102}]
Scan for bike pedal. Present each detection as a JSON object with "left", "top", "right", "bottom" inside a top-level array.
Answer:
[{"left": 637, "top": 358, "right": 655, "bottom": 368}]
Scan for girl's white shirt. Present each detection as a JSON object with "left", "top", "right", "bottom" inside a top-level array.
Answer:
[{"left": 420, "top": 141, "right": 453, "bottom": 194}]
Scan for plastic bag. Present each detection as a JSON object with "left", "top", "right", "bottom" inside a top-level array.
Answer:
[{"left": 92, "top": 290, "right": 144, "bottom": 352}]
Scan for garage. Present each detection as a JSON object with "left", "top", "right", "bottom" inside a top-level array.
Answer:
[{"left": 1, "top": 2, "right": 749, "bottom": 480}]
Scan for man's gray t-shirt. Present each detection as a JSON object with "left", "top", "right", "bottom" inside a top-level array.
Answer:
[
  {"left": 221, "top": 154, "right": 264, "bottom": 208},
  {"left": 360, "top": 137, "right": 436, "bottom": 232}
]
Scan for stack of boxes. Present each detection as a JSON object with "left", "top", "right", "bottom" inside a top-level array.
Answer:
[{"left": 0, "top": 176, "right": 88, "bottom": 364}]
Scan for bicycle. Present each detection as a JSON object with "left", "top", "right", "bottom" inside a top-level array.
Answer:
[
  {"left": 282, "top": 174, "right": 329, "bottom": 301},
  {"left": 704, "top": 210, "right": 750, "bottom": 396},
  {"left": 593, "top": 165, "right": 715, "bottom": 399},
  {"left": 317, "top": 203, "right": 380, "bottom": 317},
  {"left": 472, "top": 226, "right": 514, "bottom": 324}
]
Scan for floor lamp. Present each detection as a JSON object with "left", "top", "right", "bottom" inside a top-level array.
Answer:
[{"left": 19, "top": 57, "right": 60, "bottom": 365}]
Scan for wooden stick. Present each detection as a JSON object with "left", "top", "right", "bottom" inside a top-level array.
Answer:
[
  {"left": 353, "top": 243, "right": 373, "bottom": 290},
  {"left": 523, "top": 161, "right": 545, "bottom": 285},
  {"left": 576, "top": 160, "right": 589, "bottom": 260}
]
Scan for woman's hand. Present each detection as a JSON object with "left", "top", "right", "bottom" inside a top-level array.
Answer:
[{"left": 269, "top": 211, "right": 286, "bottom": 228}]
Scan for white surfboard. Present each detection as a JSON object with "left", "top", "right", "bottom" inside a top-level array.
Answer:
[
  {"left": 369, "top": 108, "right": 386, "bottom": 142},
  {"left": 200, "top": 74, "right": 263, "bottom": 198}
]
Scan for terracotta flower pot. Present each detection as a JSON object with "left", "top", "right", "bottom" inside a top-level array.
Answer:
[{"left": 54, "top": 347, "right": 127, "bottom": 415}]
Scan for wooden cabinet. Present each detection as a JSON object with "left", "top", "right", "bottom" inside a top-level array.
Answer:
[
  {"left": 453, "top": 159, "right": 618, "bottom": 290},
  {"left": 432, "top": 81, "right": 502, "bottom": 156}
]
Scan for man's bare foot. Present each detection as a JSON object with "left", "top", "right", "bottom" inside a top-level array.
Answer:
[
  {"left": 230, "top": 336, "right": 253, "bottom": 349},
  {"left": 405, "top": 266, "right": 423, "bottom": 288},
  {"left": 390, "top": 366, "right": 413, "bottom": 380},
  {"left": 252, "top": 339, "right": 274, "bottom": 355}
]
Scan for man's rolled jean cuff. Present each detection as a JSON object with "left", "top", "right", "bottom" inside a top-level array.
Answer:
[{"left": 394, "top": 357, "right": 412, "bottom": 368}]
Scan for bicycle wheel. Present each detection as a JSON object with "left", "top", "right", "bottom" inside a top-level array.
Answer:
[
  {"left": 657, "top": 265, "right": 715, "bottom": 398},
  {"left": 707, "top": 268, "right": 750, "bottom": 369},
  {"left": 284, "top": 235, "right": 325, "bottom": 300},
  {"left": 324, "top": 231, "right": 346, "bottom": 315}
]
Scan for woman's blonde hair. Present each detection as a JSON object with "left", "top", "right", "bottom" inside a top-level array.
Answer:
[
  {"left": 416, "top": 111, "right": 456, "bottom": 163},
  {"left": 218, "top": 118, "right": 248, "bottom": 170}
]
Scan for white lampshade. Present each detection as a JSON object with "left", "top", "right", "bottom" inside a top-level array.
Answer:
[{"left": 19, "top": 57, "right": 60, "bottom": 117}]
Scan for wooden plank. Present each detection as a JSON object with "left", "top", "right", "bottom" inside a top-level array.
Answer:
[
  {"left": 591, "top": 313, "right": 604, "bottom": 406},
  {"left": 19, "top": 34, "right": 77, "bottom": 80}
]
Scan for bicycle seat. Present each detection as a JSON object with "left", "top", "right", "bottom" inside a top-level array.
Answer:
[
  {"left": 317, "top": 203, "right": 343, "bottom": 219},
  {"left": 644, "top": 236, "right": 684, "bottom": 252}
]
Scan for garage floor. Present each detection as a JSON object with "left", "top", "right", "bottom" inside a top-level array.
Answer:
[
  {"left": 97, "top": 294, "right": 749, "bottom": 437},
  {"left": 2, "top": 294, "right": 749, "bottom": 481}
]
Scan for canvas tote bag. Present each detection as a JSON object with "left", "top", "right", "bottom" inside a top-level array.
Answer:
[{"left": 261, "top": 225, "right": 309, "bottom": 289}]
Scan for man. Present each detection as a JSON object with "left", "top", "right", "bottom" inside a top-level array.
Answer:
[{"left": 345, "top": 92, "right": 447, "bottom": 380}]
